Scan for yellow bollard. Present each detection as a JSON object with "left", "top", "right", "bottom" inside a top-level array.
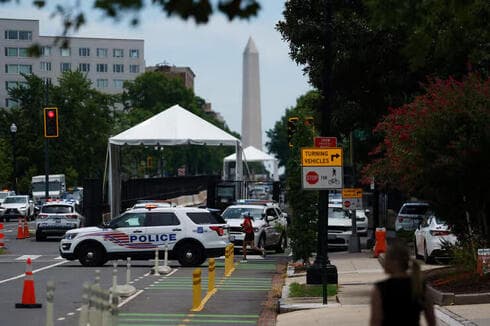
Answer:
[
  {"left": 230, "top": 243, "right": 235, "bottom": 263},
  {"left": 192, "top": 268, "right": 201, "bottom": 311},
  {"left": 208, "top": 258, "right": 215, "bottom": 293},
  {"left": 224, "top": 245, "right": 230, "bottom": 276}
]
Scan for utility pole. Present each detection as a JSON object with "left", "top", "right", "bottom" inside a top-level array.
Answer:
[{"left": 44, "top": 81, "right": 50, "bottom": 200}]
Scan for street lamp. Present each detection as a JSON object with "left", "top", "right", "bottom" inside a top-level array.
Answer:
[{"left": 10, "top": 123, "right": 17, "bottom": 192}]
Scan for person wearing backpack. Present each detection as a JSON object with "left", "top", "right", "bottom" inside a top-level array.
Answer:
[{"left": 241, "top": 212, "right": 265, "bottom": 262}]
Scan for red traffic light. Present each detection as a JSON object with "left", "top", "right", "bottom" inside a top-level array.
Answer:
[
  {"left": 47, "top": 110, "right": 55, "bottom": 119},
  {"left": 43, "top": 107, "right": 59, "bottom": 138}
]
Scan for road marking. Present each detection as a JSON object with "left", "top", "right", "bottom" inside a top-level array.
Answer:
[
  {"left": 15, "top": 255, "right": 42, "bottom": 260},
  {"left": 119, "top": 312, "right": 259, "bottom": 325},
  {"left": 54, "top": 256, "right": 63, "bottom": 260},
  {"left": 0, "top": 260, "right": 68, "bottom": 285}
]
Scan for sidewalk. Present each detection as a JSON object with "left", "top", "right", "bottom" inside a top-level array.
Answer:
[{"left": 276, "top": 250, "right": 490, "bottom": 326}]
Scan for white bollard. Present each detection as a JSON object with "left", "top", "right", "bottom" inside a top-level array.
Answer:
[
  {"left": 113, "top": 257, "right": 136, "bottom": 297},
  {"left": 46, "top": 281, "right": 55, "bottom": 326},
  {"left": 94, "top": 269, "right": 101, "bottom": 288},
  {"left": 79, "top": 282, "right": 90, "bottom": 326},
  {"left": 110, "top": 292, "right": 119, "bottom": 326},
  {"left": 158, "top": 244, "right": 172, "bottom": 274},
  {"left": 88, "top": 284, "right": 99, "bottom": 326},
  {"left": 101, "top": 289, "right": 112, "bottom": 326},
  {"left": 109, "top": 261, "right": 118, "bottom": 303},
  {"left": 152, "top": 247, "right": 161, "bottom": 276}
]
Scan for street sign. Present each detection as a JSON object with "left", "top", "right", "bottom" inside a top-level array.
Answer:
[
  {"left": 301, "top": 166, "right": 343, "bottom": 190},
  {"left": 342, "top": 188, "right": 363, "bottom": 198},
  {"left": 301, "top": 148, "right": 343, "bottom": 167},
  {"left": 314, "top": 137, "right": 337, "bottom": 148},
  {"left": 342, "top": 198, "right": 362, "bottom": 210}
]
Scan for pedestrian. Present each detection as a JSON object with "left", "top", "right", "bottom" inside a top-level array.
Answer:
[
  {"left": 241, "top": 212, "right": 265, "bottom": 262},
  {"left": 370, "top": 241, "right": 436, "bottom": 326}
]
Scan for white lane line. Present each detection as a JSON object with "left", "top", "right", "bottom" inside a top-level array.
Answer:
[
  {"left": 0, "top": 260, "right": 68, "bottom": 285},
  {"left": 54, "top": 256, "right": 64, "bottom": 260},
  {"left": 15, "top": 255, "right": 42, "bottom": 260},
  {"left": 67, "top": 312, "right": 75, "bottom": 316},
  {"left": 57, "top": 317, "right": 65, "bottom": 321}
]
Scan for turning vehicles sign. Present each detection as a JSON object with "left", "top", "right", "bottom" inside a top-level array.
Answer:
[{"left": 301, "top": 147, "right": 343, "bottom": 190}]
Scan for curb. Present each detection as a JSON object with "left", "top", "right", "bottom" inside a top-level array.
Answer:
[
  {"left": 428, "top": 284, "right": 490, "bottom": 306},
  {"left": 435, "top": 306, "right": 479, "bottom": 326}
]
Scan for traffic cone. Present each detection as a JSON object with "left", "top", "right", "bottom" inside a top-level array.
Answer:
[
  {"left": 16, "top": 217, "right": 25, "bottom": 239},
  {"left": 23, "top": 217, "right": 30, "bottom": 238},
  {"left": 15, "top": 258, "right": 42, "bottom": 308},
  {"left": 0, "top": 223, "right": 5, "bottom": 249}
]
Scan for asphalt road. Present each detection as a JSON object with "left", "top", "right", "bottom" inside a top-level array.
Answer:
[{"left": 0, "top": 220, "right": 283, "bottom": 326}]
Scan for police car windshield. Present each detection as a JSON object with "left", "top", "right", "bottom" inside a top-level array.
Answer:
[
  {"left": 222, "top": 207, "right": 263, "bottom": 220},
  {"left": 109, "top": 212, "right": 145, "bottom": 228}
]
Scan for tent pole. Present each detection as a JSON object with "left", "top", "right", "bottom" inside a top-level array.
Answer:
[{"left": 235, "top": 142, "right": 243, "bottom": 199}]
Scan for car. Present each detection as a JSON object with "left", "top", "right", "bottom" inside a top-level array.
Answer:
[
  {"left": 327, "top": 204, "right": 369, "bottom": 249},
  {"left": 395, "top": 201, "right": 430, "bottom": 231},
  {"left": 59, "top": 206, "right": 229, "bottom": 267},
  {"left": 127, "top": 200, "right": 174, "bottom": 210},
  {"left": 414, "top": 212, "right": 457, "bottom": 263},
  {"left": 0, "top": 190, "right": 16, "bottom": 205},
  {"left": 222, "top": 202, "right": 288, "bottom": 253},
  {"left": 0, "top": 195, "right": 35, "bottom": 222},
  {"left": 35, "top": 200, "right": 85, "bottom": 241}
]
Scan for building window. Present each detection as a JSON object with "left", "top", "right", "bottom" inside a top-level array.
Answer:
[
  {"left": 5, "top": 30, "right": 18, "bottom": 39},
  {"left": 129, "top": 65, "right": 140, "bottom": 73},
  {"left": 41, "top": 46, "right": 51, "bottom": 57},
  {"left": 5, "top": 64, "right": 32, "bottom": 74},
  {"left": 6, "top": 81, "right": 18, "bottom": 90},
  {"left": 96, "top": 63, "right": 108, "bottom": 73},
  {"left": 113, "top": 64, "right": 124, "bottom": 73},
  {"left": 42, "top": 77, "right": 52, "bottom": 85},
  {"left": 79, "top": 47, "right": 90, "bottom": 57},
  {"left": 129, "top": 49, "right": 139, "bottom": 58},
  {"left": 113, "top": 48, "right": 124, "bottom": 58},
  {"left": 78, "top": 63, "right": 90, "bottom": 72},
  {"left": 97, "top": 48, "right": 108, "bottom": 57},
  {"left": 19, "top": 31, "right": 32, "bottom": 40},
  {"left": 40, "top": 62, "right": 52, "bottom": 71},
  {"left": 6, "top": 99, "right": 19, "bottom": 108},
  {"left": 60, "top": 48, "right": 71, "bottom": 57},
  {"left": 113, "top": 79, "right": 124, "bottom": 88},
  {"left": 18, "top": 48, "right": 29, "bottom": 57},
  {"left": 5, "top": 48, "right": 18, "bottom": 57},
  {"left": 96, "top": 79, "right": 108, "bottom": 88},
  {"left": 60, "top": 62, "right": 71, "bottom": 72}
]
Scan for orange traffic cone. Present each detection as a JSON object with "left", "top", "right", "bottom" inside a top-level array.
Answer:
[
  {"left": 0, "top": 223, "right": 5, "bottom": 249},
  {"left": 16, "top": 217, "right": 25, "bottom": 239},
  {"left": 23, "top": 217, "right": 30, "bottom": 238},
  {"left": 373, "top": 227, "right": 387, "bottom": 258},
  {"left": 15, "top": 257, "right": 42, "bottom": 308}
]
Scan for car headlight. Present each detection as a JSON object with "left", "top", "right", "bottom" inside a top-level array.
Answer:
[{"left": 64, "top": 233, "right": 78, "bottom": 240}]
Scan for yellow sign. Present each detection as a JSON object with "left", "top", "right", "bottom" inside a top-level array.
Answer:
[
  {"left": 342, "top": 188, "right": 363, "bottom": 198},
  {"left": 301, "top": 148, "right": 343, "bottom": 167}
]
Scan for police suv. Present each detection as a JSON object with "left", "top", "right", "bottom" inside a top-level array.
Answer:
[{"left": 59, "top": 205, "right": 229, "bottom": 267}]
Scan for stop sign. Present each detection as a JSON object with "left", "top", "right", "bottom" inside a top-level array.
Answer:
[
  {"left": 344, "top": 200, "right": 351, "bottom": 208},
  {"left": 306, "top": 171, "right": 319, "bottom": 184}
]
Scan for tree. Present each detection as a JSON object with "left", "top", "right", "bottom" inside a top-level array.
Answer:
[
  {"left": 363, "top": 73, "right": 490, "bottom": 242},
  {"left": 265, "top": 90, "right": 321, "bottom": 168}
]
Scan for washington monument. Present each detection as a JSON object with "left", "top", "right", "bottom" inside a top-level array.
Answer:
[{"left": 241, "top": 37, "right": 262, "bottom": 150}]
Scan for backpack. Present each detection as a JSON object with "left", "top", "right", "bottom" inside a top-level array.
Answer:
[{"left": 242, "top": 218, "right": 253, "bottom": 234}]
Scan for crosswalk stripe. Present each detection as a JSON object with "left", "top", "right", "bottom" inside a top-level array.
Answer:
[{"left": 15, "top": 255, "right": 42, "bottom": 260}]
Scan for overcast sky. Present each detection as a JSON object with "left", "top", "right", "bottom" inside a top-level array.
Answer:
[{"left": 2, "top": 1, "right": 312, "bottom": 148}]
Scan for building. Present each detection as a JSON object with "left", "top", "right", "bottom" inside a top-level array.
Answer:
[
  {"left": 146, "top": 64, "right": 195, "bottom": 90},
  {"left": 0, "top": 18, "right": 145, "bottom": 108}
]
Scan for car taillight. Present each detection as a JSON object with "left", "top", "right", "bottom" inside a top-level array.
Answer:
[
  {"left": 209, "top": 226, "right": 224, "bottom": 236},
  {"left": 430, "top": 230, "right": 450, "bottom": 236},
  {"left": 67, "top": 214, "right": 78, "bottom": 219},
  {"left": 38, "top": 214, "right": 48, "bottom": 219}
]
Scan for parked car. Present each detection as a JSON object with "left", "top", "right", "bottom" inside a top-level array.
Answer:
[
  {"left": 327, "top": 203, "right": 369, "bottom": 249},
  {"left": 414, "top": 212, "right": 457, "bottom": 263},
  {"left": 35, "top": 200, "right": 85, "bottom": 241},
  {"left": 0, "top": 190, "right": 16, "bottom": 205},
  {"left": 222, "top": 202, "right": 288, "bottom": 253},
  {"left": 395, "top": 201, "right": 430, "bottom": 231},
  {"left": 0, "top": 195, "right": 35, "bottom": 222},
  {"left": 60, "top": 206, "right": 229, "bottom": 267}
]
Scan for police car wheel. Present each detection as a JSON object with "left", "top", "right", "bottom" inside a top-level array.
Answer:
[
  {"left": 78, "top": 243, "right": 106, "bottom": 267},
  {"left": 177, "top": 242, "right": 205, "bottom": 267}
]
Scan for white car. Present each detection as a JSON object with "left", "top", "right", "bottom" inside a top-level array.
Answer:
[
  {"left": 328, "top": 205, "right": 369, "bottom": 249},
  {"left": 60, "top": 206, "right": 229, "bottom": 267},
  {"left": 395, "top": 201, "right": 430, "bottom": 231},
  {"left": 0, "top": 190, "right": 15, "bottom": 205},
  {"left": 415, "top": 213, "right": 457, "bottom": 263},
  {"left": 35, "top": 201, "right": 85, "bottom": 241},
  {"left": 0, "top": 195, "right": 35, "bottom": 222},
  {"left": 222, "top": 202, "right": 288, "bottom": 253}
]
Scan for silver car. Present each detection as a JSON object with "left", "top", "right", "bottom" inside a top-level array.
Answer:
[
  {"left": 35, "top": 201, "right": 85, "bottom": 241},
  {"left": 395, "top": 202, "right": 430, "bottom": 231}
]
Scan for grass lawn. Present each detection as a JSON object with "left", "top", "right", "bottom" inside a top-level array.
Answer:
[{"left": 289, "top": 282, "right": 337, "bottom": 297}]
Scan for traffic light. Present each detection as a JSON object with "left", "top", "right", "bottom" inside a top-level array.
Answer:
[
  {"left": 288, "top": 116, "right": 299, "bottom": 148},
  {"left": 43, "top": 107, "right": 59, "bottom": 138}
]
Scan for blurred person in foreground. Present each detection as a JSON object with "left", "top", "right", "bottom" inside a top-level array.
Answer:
[{"left": 370, "top": 241, "right": 436, "bottom": 326}]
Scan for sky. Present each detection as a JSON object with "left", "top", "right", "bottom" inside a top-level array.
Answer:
[{"left": 2, "top": 1, "right": 312, "bottom": 149}]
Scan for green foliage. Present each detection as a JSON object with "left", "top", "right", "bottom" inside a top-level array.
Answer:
[
  {"left": 364, "top": 73, "right": 490, "bottom": 241},
  {"left": 289, "top": 282, "right": 337, "bottom": 297},
  {"left": 0, "top": 139, "right": 13, "bottom": 189}
]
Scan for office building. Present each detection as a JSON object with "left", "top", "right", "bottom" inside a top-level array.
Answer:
[{"left": 0, "top": 18, "right": 145, "bottom": 108}]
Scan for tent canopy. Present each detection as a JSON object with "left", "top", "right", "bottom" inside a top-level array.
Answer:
[
  {"left": 224, "top": 145, "right": 276, "bottom": 162},
  {"left": 109, "top": 104, "right": 239, "bottom": 146}
]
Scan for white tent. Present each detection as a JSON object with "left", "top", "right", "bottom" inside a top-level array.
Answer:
[
  {"left": 223, "top": 145, "right": 279, "bottom": 181},
  {"left": 108, "top": 104, "right": 243, "bottom": 216}
]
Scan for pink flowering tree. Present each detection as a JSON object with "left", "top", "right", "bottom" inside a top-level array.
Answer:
[{"left": 363, "top": 73, "right": 490, "bottom": 241}]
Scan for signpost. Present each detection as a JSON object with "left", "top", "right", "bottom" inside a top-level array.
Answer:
[
  {"left": 342, "top": 188, "right": 363, "bottom": 253},
  {"left": 301, "top": 148, "right": 343, "bottom": 190}
]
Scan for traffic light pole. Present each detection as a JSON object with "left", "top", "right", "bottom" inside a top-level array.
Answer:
[{"left": 44, "top": 81, "right": 50, "bottom": 200}]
